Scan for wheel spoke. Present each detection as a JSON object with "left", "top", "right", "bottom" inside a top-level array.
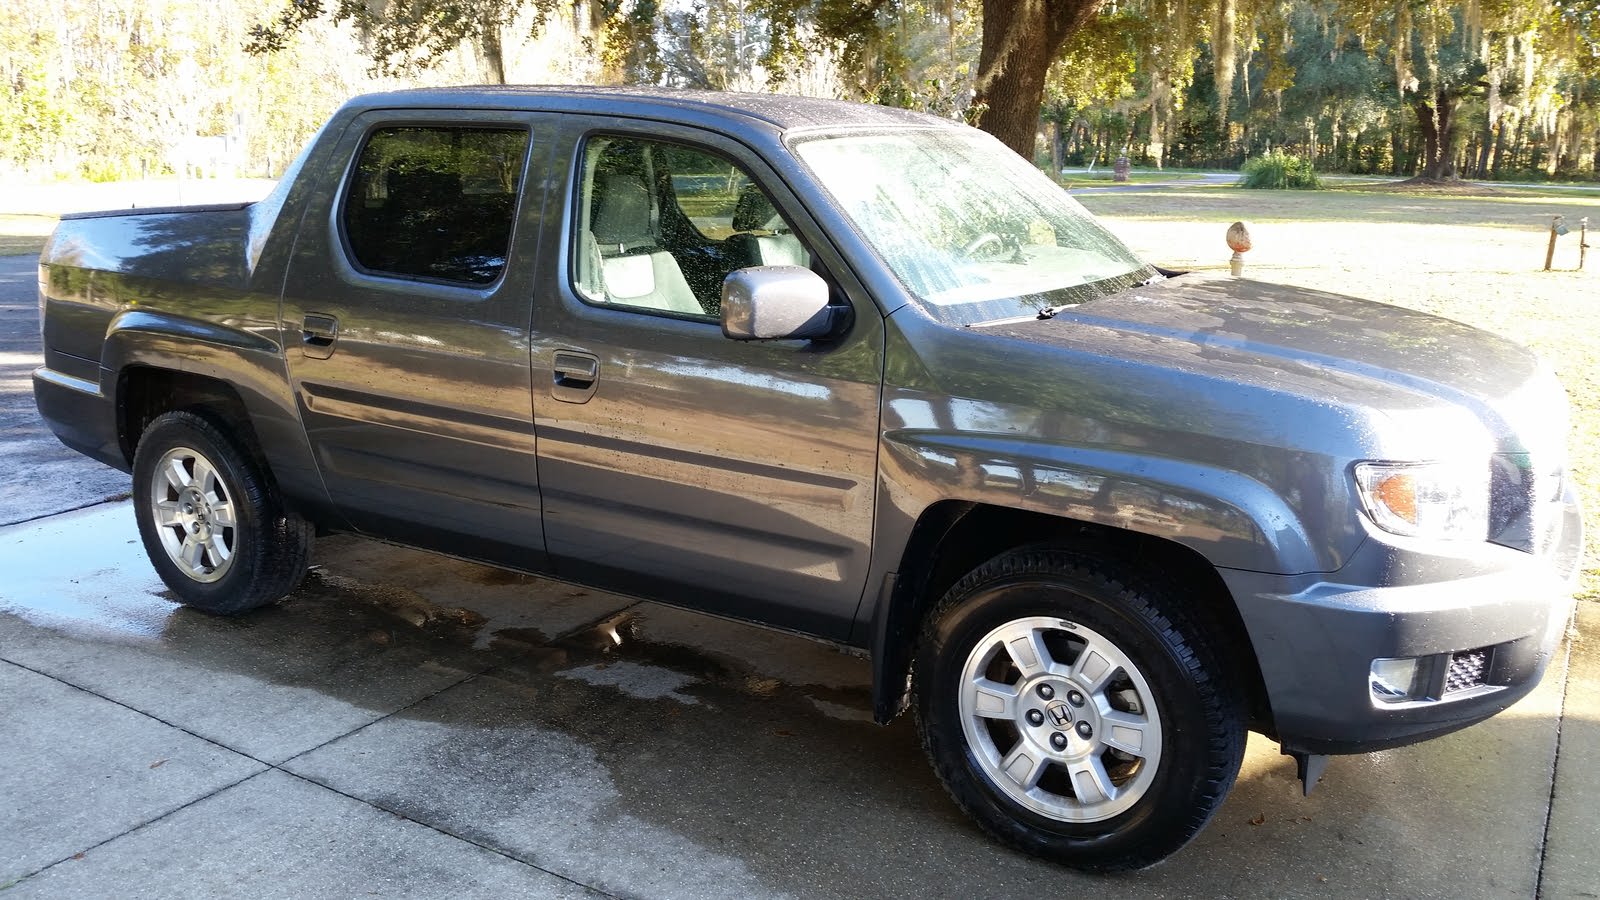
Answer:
[
  {"left": 209, "top": 501, "right": 236, "bottom": 529},
  {"left": 1004, "top": 627, "right": 1055, "bottom": 678},
  {"left": 163, "top": 458, "right": 190, "bottom": 493},
  {"left": 969, "top": 677, "right": 1019, "bottom": 720},
  {"left": 1071, "top": 642, "right": 1118, "bottom": 693},
  {"left": 957, "top": 615, "right": 1165, "bottom": 824},
  {"left": 999, "top": 743, "right": 1049, "bottom": 790},
  {"left": 1098, "top": 710, "right": 1153, "bottom": 757},
  {"left": 179, "top": 534, "right": 204, "bottom": 569},
  {"left": 155, "top": 499, "right": 183, "bottom": 527},
  {"left": 191, "top": 455, "right": 218, "bottom": 497},
  {"left": 206, "top": 534, "right": 230, "bottom": 566},
  {"left": 1066, "top": 755, "right": 1116, "bottom": 804}
]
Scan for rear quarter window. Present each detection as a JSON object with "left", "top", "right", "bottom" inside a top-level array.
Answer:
[{"left": 342, "top": 126, "right": 530, "bottom": 286}]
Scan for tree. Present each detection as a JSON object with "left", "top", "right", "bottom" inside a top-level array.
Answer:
[
  {"left": 968, "top": 0, "right": 1107, "bottom": 154},
  {"left": 248, "top": 0, "right": 537, "bottom": 83},
  {"left": 251, "top": 0, "right": 1116, "bottom": 157}
]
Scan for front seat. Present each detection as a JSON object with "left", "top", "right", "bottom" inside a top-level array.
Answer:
[
  {"left": 585, "top": 172, "right": 702, "bottom": 315},
  {"left": 727, "top": 183, "right": 808, "bottom": 268}
]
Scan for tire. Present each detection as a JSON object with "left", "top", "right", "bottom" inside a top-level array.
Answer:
[
  {"left": 132, "top": 410, "right": 313, "bottom": 615},
  {"left": 913, "top": 545, "right": 1245, "bottom": 872}
]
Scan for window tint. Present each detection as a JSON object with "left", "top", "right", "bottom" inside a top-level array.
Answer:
[
  {"left": 343, "top": 126, "right": 529, "bottom": 285},
  {"left": 573, "top": 136, "right": 810, "bottom": 317}
]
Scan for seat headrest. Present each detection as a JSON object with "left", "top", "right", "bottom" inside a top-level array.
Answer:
[
  {"left": 591, "top": 172, "right": 654, "bottom": 249},
  {"left": 732, "top": 183, "right": 782, "bottom": 232}
]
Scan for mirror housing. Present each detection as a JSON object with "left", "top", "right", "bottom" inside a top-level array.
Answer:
[{"left": 721, "top": 266, "right": 839, "bottom": 341}]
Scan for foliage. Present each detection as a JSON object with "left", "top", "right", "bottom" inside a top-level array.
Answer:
[
  {"left": 1240, "top": 150, "right": 1323, "bottom": 188},
  {"left": 3, "top": 0, "right": 1597, "bottom": 183}
]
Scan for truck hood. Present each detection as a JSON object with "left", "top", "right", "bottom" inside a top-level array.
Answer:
[{"left": 975, "top": 272, "right": 1563, "bottom": 455}]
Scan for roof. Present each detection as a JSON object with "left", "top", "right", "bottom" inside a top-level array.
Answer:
[{"left": 345, "top": 85, "right": 961, "bottom": 133}]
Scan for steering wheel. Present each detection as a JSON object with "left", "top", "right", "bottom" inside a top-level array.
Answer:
[{"left": 961, "top": 232, "right": 1007, "bottom": 260}]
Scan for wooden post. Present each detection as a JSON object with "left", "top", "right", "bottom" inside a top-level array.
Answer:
[
  {"left": 1545, "top": 215, "right": 1562, "bottom": 271},
  {"left": 1581, "top": 218, "right": 1589, "bottom": 271}
]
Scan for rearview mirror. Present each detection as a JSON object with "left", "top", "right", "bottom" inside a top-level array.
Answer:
[{"left": 721, "top": 266, "right": 837, "bottom": 340}]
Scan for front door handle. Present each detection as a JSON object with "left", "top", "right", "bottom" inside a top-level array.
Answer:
[
  {"left": 301, "top": 313, "right": 339, "bottom": 359},
  {"left": 552, "top": 350, "right": 600, "bottom": 403}
]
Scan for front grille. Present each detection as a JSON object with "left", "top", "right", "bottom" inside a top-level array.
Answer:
[{"left": 1444, "top": 649, "right": 1490, "bottom": 694}]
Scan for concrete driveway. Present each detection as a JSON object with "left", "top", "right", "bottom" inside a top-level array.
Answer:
[{"left": 2, "top": 252, "right": 1597, "bottom": 898}]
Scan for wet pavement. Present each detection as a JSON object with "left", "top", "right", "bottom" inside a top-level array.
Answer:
[{"left": 2, "top": 501, "right": 1595, "bottom": 898}]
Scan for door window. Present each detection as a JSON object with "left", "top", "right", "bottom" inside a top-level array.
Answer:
[
  {"left": 342, "top": 126, "right": 530, "bottom": 286},
  {"left": 572, "top": 136, "right": 810, "bottom": 317}
]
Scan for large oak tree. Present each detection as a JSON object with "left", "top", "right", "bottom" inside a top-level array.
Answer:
[{"left": 250, "top": 0, "right": 1109, "bottom": 157}]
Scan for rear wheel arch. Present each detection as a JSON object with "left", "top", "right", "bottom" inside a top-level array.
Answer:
[
  {"left": 116, "top": 366, "right": 257, "bottom": 467},
  {"left": 870, "top": 502, "right": 1274, "bottom": 735}
]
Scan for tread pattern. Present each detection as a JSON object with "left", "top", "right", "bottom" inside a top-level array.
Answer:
[
  {"left": 133, "top": 410, "right": 313, "bottom": 614},
  {"left": 912, "top": 544, "right": 1247, "bottom": 872}
]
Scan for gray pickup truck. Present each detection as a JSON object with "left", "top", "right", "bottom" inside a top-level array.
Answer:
[{"left": 34, "top": 87, "right": 1584, "bottom": 871}]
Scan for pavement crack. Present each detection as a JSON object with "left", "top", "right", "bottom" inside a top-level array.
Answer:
[
  {"left": 271, "top": 663, "right": 495, "bottom": 768},
  {"left": 1533, "top": 630, "right": 1577, "bottom": 900},
  {"left": 0, "top": 657, "right": 267, "bottom": 764},
  {"left": 3, "top": 769, "right": 270, "bottom": 888},
  {"left": 1, "top": 495, "right": 129, "bottom": 529},
  {"left": 280, "top": 769, "right": 622, "bottom": 899},
  {"left": 0, "top": 658, "right": 614, "bottom": 895}
]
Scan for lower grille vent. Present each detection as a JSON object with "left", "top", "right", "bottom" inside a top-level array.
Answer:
[{"left": 1444, "top": 649, "right": 1490, "bottom": 694}]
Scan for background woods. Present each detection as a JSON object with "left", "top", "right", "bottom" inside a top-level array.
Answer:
[{"left": 1, "top": 0, "right": 1596, "bottom": 181}]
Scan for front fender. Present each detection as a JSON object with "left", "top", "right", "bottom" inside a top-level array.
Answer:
[{"left": 880, "top": 430, "right": 1328, "bottom": 575}]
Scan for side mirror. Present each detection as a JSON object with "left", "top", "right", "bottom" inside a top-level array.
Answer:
[{"left": 721, "top": 266, "right": 839, "bottom": 341}]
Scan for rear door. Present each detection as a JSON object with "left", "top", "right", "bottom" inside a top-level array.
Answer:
[
  {"left": 280, "top": 109, "right": 553, "bottom": 569},
  {"left": 531, "top": 119, "right": 884, "bottom": 639}
]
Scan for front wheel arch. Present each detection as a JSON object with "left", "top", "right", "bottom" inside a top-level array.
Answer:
[{"left": 868, "top": 504, "right": 1274, "bottom": 736}]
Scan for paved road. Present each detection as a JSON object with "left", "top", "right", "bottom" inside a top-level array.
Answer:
[{"left": 0, "top": 250, "right": 1596, "bottom": 897}]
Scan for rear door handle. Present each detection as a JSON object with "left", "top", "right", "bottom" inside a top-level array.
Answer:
[
  {"left": 301, "top": 313, "right": 339, "bottom": 359},
  {"left": 552, "top": 350, "right": 600, "bottom": 403}
]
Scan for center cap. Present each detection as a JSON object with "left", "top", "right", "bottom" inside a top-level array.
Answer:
[{"left": 1045, "top": 699, "right": 1073, "bottom": 727}]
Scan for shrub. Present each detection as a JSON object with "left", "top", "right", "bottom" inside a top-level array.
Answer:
[{"left": 1240, "top": 151, "right": 1323, "bottom": 189}]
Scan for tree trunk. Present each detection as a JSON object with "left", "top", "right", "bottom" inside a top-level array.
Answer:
[
  {"left": 1476, "top": 116, "right": 1496, "bottom": 179},
  {"left": 1411, "top": 88, "right": 1461, "bottom": 180},
  {"left": 479, "top": 18, "right": 507, "bottom": 85},
  {"left": 972, "top": 0, "right": 1106, "bottom": 158},
  {"left": 1490, "top": 117, "right": 1508, "bottom": 179}
]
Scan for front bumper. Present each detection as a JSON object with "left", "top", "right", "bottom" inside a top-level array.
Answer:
[{"left": 1223, "top": 486, "right": 1583, "bottom": 754}]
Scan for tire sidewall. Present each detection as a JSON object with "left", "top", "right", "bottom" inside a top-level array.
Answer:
[
  {"left": 916, "top": 564, "right": 1228, "bottom": 867},
  {"left": 132, "top": 411, "right": 265, "bottom": 609}
]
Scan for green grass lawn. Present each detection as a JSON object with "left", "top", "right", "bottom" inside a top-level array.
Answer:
[
  {"left": 0, "top": 214, "right": 56, "bottom": 256},
  {"left": 1058, "top": 170, "right": 1213, "bottom": 188},
  {"left": 1081, "top": 184, "right": 1600, "bottom": 602}
]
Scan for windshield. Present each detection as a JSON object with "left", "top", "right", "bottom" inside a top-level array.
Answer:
[{"left": 792, "top": 128, "right": 1157, "bottom": 325}]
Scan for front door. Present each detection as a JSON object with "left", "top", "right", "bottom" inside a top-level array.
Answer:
[
  {"left": 280, "top": 110, "right": 552, "bottom": 569},
  {"left": 531, "top": 122, "right": 883, "bottom": 638}
]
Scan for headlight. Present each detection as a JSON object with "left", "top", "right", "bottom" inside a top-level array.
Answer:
[{"left": 1354, "top": 461, "right": 1488, "bottom": 540}]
